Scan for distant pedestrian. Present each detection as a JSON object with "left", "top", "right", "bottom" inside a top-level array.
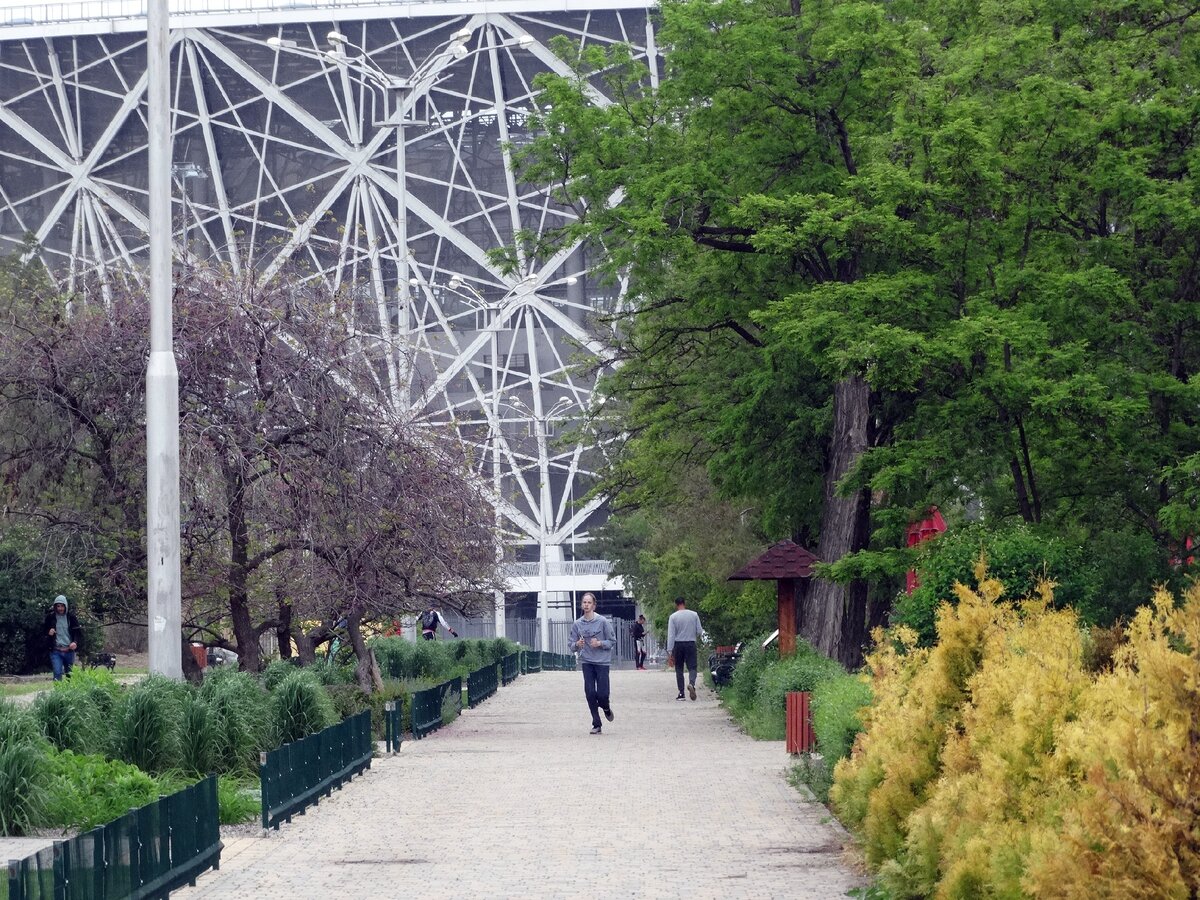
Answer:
[
  {"left": 632, "top": 614, "right": 648, "bottom": 670},
  {"left": 666, "top": 597, "right": 703, "bottom": 701},
  {"left": 420, "top": 605, "right": 458, "bottom": 641},
  {"left": 569, "top": 592, "right": 615, "bottom": 734},
  {"left": 43, "top": 594, "right": 82, "bottom": 681}
]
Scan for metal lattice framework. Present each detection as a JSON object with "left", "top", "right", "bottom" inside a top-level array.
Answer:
[{"left": 0, "top": 2, "right": 658, "bottom": 614}]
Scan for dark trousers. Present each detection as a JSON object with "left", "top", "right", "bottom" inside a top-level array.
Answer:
[
  {"left": 674, "top": 641, "right": 698, "bottom": 694},
  {"left": 421, "top": 631, "right": 435, "bottom": 641},
  {"left": 581, "top": 662, "right": 611, "bottom": 728}
]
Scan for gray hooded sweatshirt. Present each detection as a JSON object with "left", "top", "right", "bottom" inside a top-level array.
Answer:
[{"left": 569, "top": 614, "right": 615, "bottom": 666}]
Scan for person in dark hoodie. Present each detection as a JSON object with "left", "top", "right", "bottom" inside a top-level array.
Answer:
[
  {"left": 43, "top": 594, "right": 82, "bottom": 681},
  {"left": 569, "top": 592, "right": 615, "bottom": 734}
]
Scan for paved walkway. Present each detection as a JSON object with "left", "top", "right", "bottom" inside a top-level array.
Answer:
[{"left": 177, "top": 670, "right": 865, "bottom": 899}]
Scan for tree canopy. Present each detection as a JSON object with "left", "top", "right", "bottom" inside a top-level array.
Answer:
[{"left": 515, "top": 0, "right": 1200, "bottom": 664}]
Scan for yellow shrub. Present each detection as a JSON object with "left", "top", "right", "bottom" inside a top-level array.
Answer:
[
  {"left": 1024, "top": 586, "right": 1200, "bottom": 898},
  {"left": 832, "top": 564, "right": 1200, "bottom": 898}
]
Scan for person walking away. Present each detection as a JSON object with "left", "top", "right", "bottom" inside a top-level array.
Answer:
[
  {"left": 570, "top": 593, "right": 615, "bottom": 734},
  {"left": 44, "top": 594, "right": 82, "bottom": 681},
  {"left": 420, "top": 605, "right": 459, "bottom": 641},
  {"left": 631, "top": 614, "right": 648, "bottom": 670},
  {"left": 666, "top": 597, "right": 703, "bottom": 701}
]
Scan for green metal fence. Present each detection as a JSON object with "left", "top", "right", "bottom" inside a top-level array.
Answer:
[
  {"left": 411, "top": 675, "right": 462, "bottom": 739},
  {"left": 6, "top": 775, "right": 221, "bottom": 900},
  {"left": 501, "top": 651, "right": 520, "bottom": 685},
  {"left": 260, "top": 710, "right": 372, "bottom": 830},
  {"left": 524, "top": 650, "right": 542, "bottom": 673},
  {"left": 467, "top": 663, "right": 499, "bottom": 708},
  {"left": 543, "top": 652, "right": 576, "bottom": 671}
]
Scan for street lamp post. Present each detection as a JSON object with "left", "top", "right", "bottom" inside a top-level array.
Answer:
[
  {"left": 504, "top": 393, "right": 574, "bottom": 651},
  {"left": 146, "top": 0, "right": 181, "bottom": 678}
]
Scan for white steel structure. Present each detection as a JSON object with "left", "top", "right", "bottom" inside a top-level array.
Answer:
[{"left": 0, "top": 0, "right": 654, "bottom": 642}]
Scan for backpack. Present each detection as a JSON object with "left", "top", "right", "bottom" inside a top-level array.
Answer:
[{"left": 421, "top": 610, "right": 439, "bottom": 631}]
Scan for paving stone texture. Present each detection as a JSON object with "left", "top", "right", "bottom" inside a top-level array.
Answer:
[{"left": 176, "top": 669, "right": 866, "bottom": 899}]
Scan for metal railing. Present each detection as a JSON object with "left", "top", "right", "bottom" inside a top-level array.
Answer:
[
  {"left": 410, "top": 675, "right": 462, "bottom": 739},
  {"left": 522, "top": 649, "right": 541, "bottom": 673},
  {"left": 383, "top": 699, "right": 402, "bottom": 754},
  {"left": 6, "top": 775, "right": 221, "bottom": 900},
  {"left": 259, "top": 710, "right": 372, "bottom": 831},
  {"left": 501, "top": 651, "right": 520, "bottom": 685},
  {"left": 466, "top": 663, "right": 498, "bottom": 708}
]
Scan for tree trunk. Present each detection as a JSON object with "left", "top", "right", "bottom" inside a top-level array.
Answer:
[
  {"left": 803, "top": 375, "right": 872, "bottom": 669},
  {"left": 346, "top": 614, "right": 383, "bottom": 693},
  {"left": 225, "top": 465, "right": 261, "bottom": 672},
  {"left": 275, "top": 597, "right": 293, "bottom": 660}
]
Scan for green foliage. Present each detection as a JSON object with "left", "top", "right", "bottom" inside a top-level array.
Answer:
[
  {"left": 0, "top": 700, "right": 48, "bottom": 836},
  {"left": 893, "top": 522, "right": 1101, "bottom": 644},
  {"left": 260, "top": 658, "right": 301, "bottom": 691},
  {"left": 812, "top": 672, "right": 872, "bottom": 773},
  {"left": 200, "top": 668, "right": 273, "bottom": 774},
  {"left": 721, "top": 635, "right": 847, "bottom": 740},
  {"left": 788, "top": 754, "right": 834, "bottom": 804},
  {"left": 271, "top": 671, "right": 337, "bottom": 745},
  {"left": 307, "top": 657, "right": 355, "bottom": 686},
  {"left": 177, "top": 692, "right": 219, "bottom": 777},
  {"left": 365, "top": 680, "right": 411, "bottom": 739},
  {"left": 0, "top": 527, "right": 89, "bottom": 675},
  {"left": 216, "top": 775, "right": 260, "bottom": 825},
  {"left": 32, "top": 690, "right": 91, "bottom": 753},
  {"left": 111, "top": 677, "right": 181, "bottom": 774},
  {"left": 41, "top": 750, "right": 161, "bottom": 832},
  {"left": 370, "top": 636, "right": 513, "bottom": 683}
]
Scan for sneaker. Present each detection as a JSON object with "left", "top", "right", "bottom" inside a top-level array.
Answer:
[
  {"left": 689, "top": 684, "right": 697, "bottom": 701},
  {"left": 604, "top": 707, "right": 614, "bottom": 722},
  {"left": 675, "top": 693, "right": 686, "bottom": 701},
  {"left": 590, "top": 726, "right": 602, "bottom": 734}
]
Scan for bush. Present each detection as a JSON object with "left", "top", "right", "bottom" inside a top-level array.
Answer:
[
  {"left": 0, "top": 700, "right": 49, "bottom": 836},
  {"left": 893, "top": 521, "right": 1100, "bottom": 645},
  {"left": 832, "top": 566, "right": 1200, "bottom": 898},
  {"left": 32, "top": 667, "right": 122, "bottom": 754},
  {"left": 112, "top": 677, "right": 181, "bottom": 774},
  {"left": 177, "top": 692, "right": 219, "bottom": 776},
  {"left": 272, "top": 671, "right": 337, "bottom": 745},
  {"left": 41, "top": 750, "right": 162, "bottom": 832},
  {"left": 324, "top": 683, "right": 370, "bottom": 722},
  {"left": 812, "top": 671, "right": 872, "bottom": 771},
  {"left": 724, "top": 632, "right": 776, "bottom": 712},
  {"left": 260, "top": 658, "right": 301, "bottom": 691},
  {"left": 200, "top": 668, "right": 273, "bottom": 775},
  {"left": 366, "top": 680, "right": 411, "bottom": 738},
  {"left": 0, "top": 526, "right": 89, "bottom": 675},
  {"left": 308, "top": 657, "right": 355, "bottom": 686}
]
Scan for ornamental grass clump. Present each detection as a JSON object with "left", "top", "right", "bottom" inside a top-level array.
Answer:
[
  {"left": 200, "top": 667, "right": 272, "bottom": 774},
  {"left": 0, "top": 700, "right": 48, "bottom": 836},
  {"left": 177, "top": 692, "right": 219, "bottom": 776},
  {"left": 272, "top": 670, "right": 337, "bottom": 745},
  {"left": 830, "top": 562, "right": 1200, "bottom": 898},
  {"left": 112, "top": 676, "right": 181, "bottom": 774}
]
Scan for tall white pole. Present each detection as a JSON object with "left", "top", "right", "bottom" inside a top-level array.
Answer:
[{"left": 146, "top": 0, "right": 182, "bottom": 679}]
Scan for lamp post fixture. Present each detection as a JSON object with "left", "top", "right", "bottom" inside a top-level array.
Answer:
[
  {"left": 504, "top": 392, "right": 575, "bottom": 651},
  {"left": 146, "top": 0, "right": 181, "bottom": 678},
  {"left": 267, "top": 27, "right": 534, "bottom": 415}
]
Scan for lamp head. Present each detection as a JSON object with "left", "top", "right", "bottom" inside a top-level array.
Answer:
[
  {"left": 267, "top": 36, "right": 297, "bottom": 49},
  {"left": 451, "top": 43, "right": 470, "bottom": 60},
  {"left": 516, "top": 35, "right": 535, "bottom": 48},
  {"left": 451, "top": 27, "right": 474, "bottom": 42},
  {"left": 327, "top": 31, "right": 347, "bottom": 45}
]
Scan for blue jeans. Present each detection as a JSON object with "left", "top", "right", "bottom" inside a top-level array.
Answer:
[
  {"left": 50, "top": 648, "right": 76, "bottom": 680},
  {"left": 581, "top": 662, "right": 611, "bottom": 728}
]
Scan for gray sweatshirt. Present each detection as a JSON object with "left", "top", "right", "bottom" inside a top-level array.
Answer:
[
  {"left": 569, "top": 614, "right": 615, "bottom": 665},
  {"left": 666, "top": 608, "right": 704, "bottom": 654}
]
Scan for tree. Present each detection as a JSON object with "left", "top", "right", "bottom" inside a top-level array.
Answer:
[
  {"left": 0, "top": 265, "right": 500, "bottom": 688},
  {"left": 513, "top": 0, "right": 1200, "bottom": 666}
]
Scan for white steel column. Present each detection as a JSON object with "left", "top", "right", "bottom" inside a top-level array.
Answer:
[{"left": 146, "top": 0, "right": 182, "bottom": 679}]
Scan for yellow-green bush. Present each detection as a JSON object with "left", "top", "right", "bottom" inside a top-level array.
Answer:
[{"left": 831, "top": 562, "right": 1200, "bottom": 898}]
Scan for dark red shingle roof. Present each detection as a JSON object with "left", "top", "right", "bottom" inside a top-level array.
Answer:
[{"left": 728, "top": 540, "right": 817, "bottom": 581}]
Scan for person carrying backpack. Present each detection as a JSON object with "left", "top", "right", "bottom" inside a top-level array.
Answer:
[{"left": 420, "top": 605, "right": 458, "bottom": 641}]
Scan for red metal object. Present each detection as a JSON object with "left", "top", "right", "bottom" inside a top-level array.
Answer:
[
  {"left": 905, "top": 507, "right": 947, "bottom": 594},
  {"left": 786, "top": 691, "right": 815, "bottom": 754},
  {"left": 190, "top": 643, "right": 207, "bottom": 671}
]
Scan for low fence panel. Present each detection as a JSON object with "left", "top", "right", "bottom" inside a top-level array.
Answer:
[
  {"left": 260, "top": 710, "right": 373, "bottom": 830},
  {"left": 410, "top": 675, "right": 463, "bottom": 739},
  {"left": 525, "top": 650, "right": 542, "bottom": 673},
  {"left": 6, "top": 775, "right": 220, "bottom": 900},
  {"left": 467, "top": 663, "right": 499, "bottom": 708},
  {"left": 501, "top": 651, "right": 520, "bottom": 685}
]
